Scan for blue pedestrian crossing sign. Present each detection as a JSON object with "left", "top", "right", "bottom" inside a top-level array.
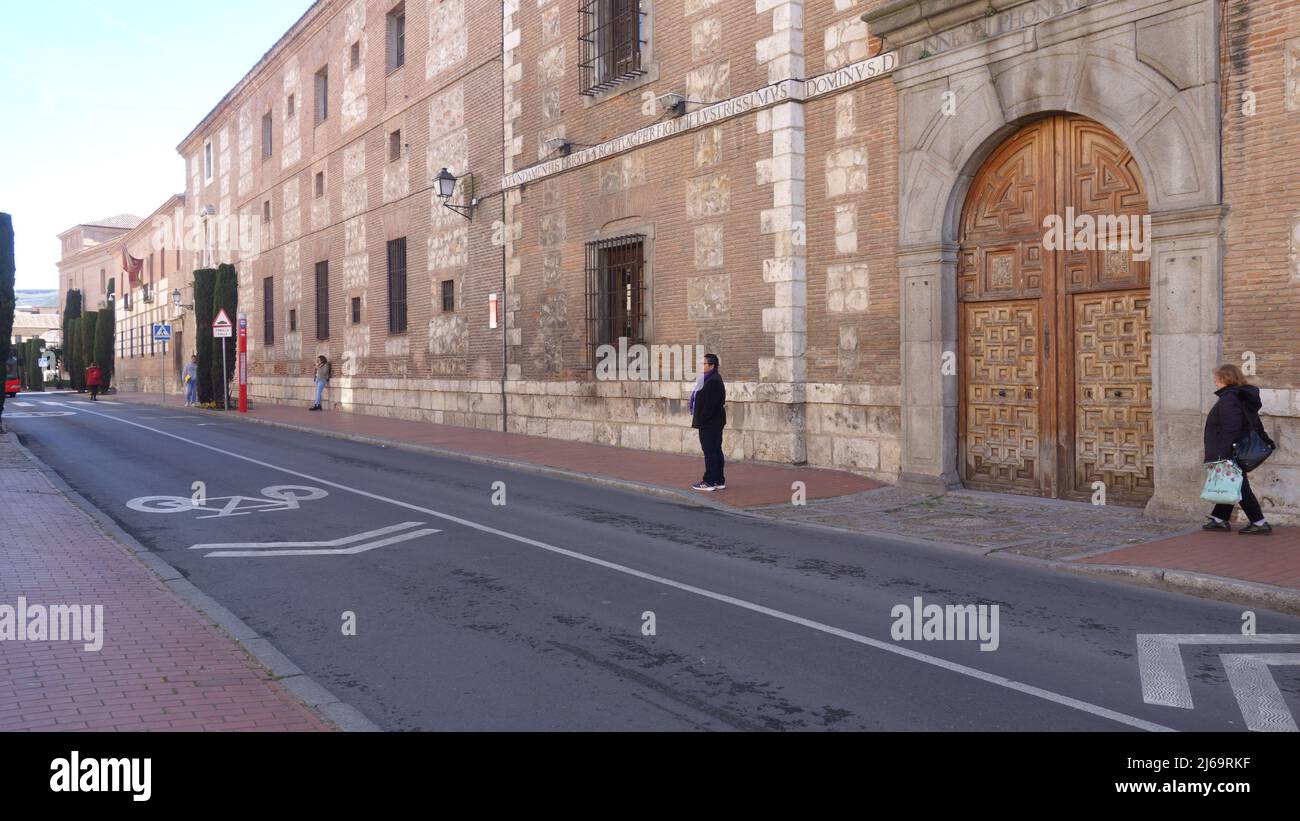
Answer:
[{"left": 152, "top": 323, "right": 173, "bottom": 342}]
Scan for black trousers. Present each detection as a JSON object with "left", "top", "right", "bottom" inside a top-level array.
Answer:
[
  {"left": 698, "top": 426, "right": 725, "bottom": 486},
  {"left": 1212, "top": 473, "right": 1264, "bottom": 523},
  {"left": 89, "top": 385, "right": 99, "bottom": 400}
]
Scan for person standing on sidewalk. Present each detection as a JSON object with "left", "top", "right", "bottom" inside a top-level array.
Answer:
[
  {"left": 690, "top": 353, "right": 726, "bottom": 491},
  {"left": 310, "top": 355, "right": 331, "bottom": 411},
  {"left": 85, "top": 362, "right": 103, "bottom": 401},
  {"left": 1203, "top": 363, "right": 1272, "bottom": 535},
  {"left": 182, "top": 355, "right": 199, "bottom": 407}
]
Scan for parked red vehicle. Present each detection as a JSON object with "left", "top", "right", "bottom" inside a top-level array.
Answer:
[{"left": 4, "top": 355, "right": 18, "bottom": 398}]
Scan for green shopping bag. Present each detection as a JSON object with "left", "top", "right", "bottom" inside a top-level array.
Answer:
[{"left": 1200, "top": 460, "right": 1243, "bottom": 504}]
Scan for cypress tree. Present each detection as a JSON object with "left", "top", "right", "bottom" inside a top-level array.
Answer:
[
  {"left": 95, "top": 304, "right": 115, "bottom": 391},
  {"left": 80, "top": 311, "right": 98, "bottom": 387},
  {"left": 66, "top": 316, "right": 81, "bottom": 391},
  {"left": 193, "top": 268, "right": 217, "bottom": 405},
  {"left": 26, "top": 339, "right": 44, "bottom": 391},
  {"left": 0, "top": 214, "right": 13, "bottom": 415},
  {"left": 211, "top": 264, "right": 238, "bottom": 408},
  {"left": 63, "top": 288, "right": 83, "bottom": 390}
]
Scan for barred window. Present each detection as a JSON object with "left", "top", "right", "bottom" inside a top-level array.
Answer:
[
  {"left": 315, "top": 261, "right": 330, "bottom": 340},
  {"left": 387, "top": 237, "right": 407, "bottom": 333},
  {"left": 263, "top": 276, "right": 275, "bottom": 345},
  {"left": 441, "top": 279, "right": 455, "bottom": 313},
  {"left": 584, "top": 234, "right": 646, "bottom": 368},
  {"left": 579, "top": 0, "right": 645, "bottom": 96}
]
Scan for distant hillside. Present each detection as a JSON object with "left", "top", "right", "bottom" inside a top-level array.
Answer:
[{"left": 15, "top": 289, "right": 60, "bottom": 309}]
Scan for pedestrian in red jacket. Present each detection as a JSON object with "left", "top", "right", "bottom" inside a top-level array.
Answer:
[{"left": 86, "top": 363, "right": 103, "bottom": 401}]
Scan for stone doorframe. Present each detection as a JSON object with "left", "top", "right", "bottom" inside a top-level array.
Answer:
[{"left": 871, "top": 0, "right": 1224, "bottom": 517}]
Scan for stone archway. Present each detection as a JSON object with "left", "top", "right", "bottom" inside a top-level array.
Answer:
[{"left": 882, "top": 0, "right": 1225, "bottom": 518}]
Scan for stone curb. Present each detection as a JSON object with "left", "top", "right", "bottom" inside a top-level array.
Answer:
[
  {"left": 113, "top": 400, "right": 1300, "bottom": 616},
  {"left": 732, "top": 503, "right": 1300, "bottom": 615},
  {"left": 4, "top": 432, "right": 382, "bottom": 732},
  {"left": 134, "top": 400, "right": 744, "bottom": 513}
]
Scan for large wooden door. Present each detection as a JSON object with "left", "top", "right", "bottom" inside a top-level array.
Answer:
[{"left": 959, "top": 114, "right": 1153, "bottom": 504}]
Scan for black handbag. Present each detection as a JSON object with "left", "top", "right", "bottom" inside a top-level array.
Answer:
[{"left": 1233, "top": 406, "right": 1275, "bottom": 473}]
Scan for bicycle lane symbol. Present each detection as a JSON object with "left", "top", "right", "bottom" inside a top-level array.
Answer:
[{"left": 126, "top": 485, "right": 328, "bottom": 520}]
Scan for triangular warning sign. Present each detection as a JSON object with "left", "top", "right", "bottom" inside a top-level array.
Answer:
[{"left": 213, "top": 309, "right": 233, "bottom": 328}]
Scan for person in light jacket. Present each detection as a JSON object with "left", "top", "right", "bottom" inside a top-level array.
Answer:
[
  {"left": 1202, "top": 363, "right": 1271, "bottom": 535},
  {"left": 689, "top": 353, "right": 726, "bottom": 491},
  {"left": 182, "top": 355, "right": 199, "bottom": 407},
  {"left": 310, "top": 355, "right": 331, "bottom": 411}
]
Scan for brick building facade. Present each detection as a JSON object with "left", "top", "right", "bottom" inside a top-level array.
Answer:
[{"left": 72, "top": 0, "right": 1299, "bottom": 521}]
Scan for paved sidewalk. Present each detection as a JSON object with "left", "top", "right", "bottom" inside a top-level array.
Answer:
[
  {"left": 113, "top": 392, "right": 882, "bottom": 507},
  {"left": 1074, "top": 527, "right": 1300, "bottom": 590},
  {"left": 0, "top": 431, "right": 332, "bottom": 732}
]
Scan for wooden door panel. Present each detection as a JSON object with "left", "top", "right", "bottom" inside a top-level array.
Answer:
[
  {"left": 961, "top": 302, "right": 1042, "bottom": 493},
  {"left": 959, "top": 113, "right": 1154, "bottom": 503},
  {"left": 1070, "top": 292, "right": 1155, "bottom": 501}
]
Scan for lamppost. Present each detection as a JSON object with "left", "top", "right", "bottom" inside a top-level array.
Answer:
[{"left": 435, "top": 168, "right": 478, "bottom": 220}]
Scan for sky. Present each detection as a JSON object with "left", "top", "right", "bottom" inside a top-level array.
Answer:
[{"left": 0, "top": 0, "right": 314, "bottom": 290}]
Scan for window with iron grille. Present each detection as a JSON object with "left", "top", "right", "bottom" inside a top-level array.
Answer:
[
  {"left": 262, "top": 110, "right": 273, "bottom": 159},
  {"left": 584, "top": 234, "right": 646, "bottom": 368},
  {"left": 314, "top": 66, "right": 329, "bottom": 125},
  {"left": 263, "top": 276, "right": 275, "bottom": 345},
  {"left": 351, "top": 296, "right": 362, "bottom": 324},
  {"left": 315, "top": 261, "right": 330, "bottom": 340},
  {"left": 579, "top": 0, "right": 645, "bottom": 96},
  {"left": 386, "top": 237, "right": 407, "bottom": 333},
  {"left": 440, "top": 279, "right": 455, "bottom": 312}
]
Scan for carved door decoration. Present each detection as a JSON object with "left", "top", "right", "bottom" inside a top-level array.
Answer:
[{"left": 959, "top": 114, "right": 1153, "bottom": 503}]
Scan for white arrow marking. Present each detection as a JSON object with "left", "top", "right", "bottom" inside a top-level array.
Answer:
[
  {"left": 1221, "top": 654, "right": 1300, "bottom": 732},
  {"left": 190, "top": 521, "right": 439, "bottom": 557},
  {"left": 1137, "top": 633, "right": 1300, "bottom": 708}
]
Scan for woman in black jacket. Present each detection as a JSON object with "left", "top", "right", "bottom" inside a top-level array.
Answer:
[{"left": 1203, "top": 364, "right": 1271, "bottom": 534}]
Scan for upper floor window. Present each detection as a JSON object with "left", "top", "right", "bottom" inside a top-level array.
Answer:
[
  {"left": 350, "top": 41, "right": 361, "bottom": 70},
  {"left": 287, "top": 93, "right": 295, "bottom": 117},
  {"left": 386, "top": 3, "right": 406, "bottom": 73},
  {"left": 315, "top": 65, "right": 329, "bottom": 125},
  {"left": 262, "top": 111, "right": 273, "bottom": 160},
  {"left": 579, "top": 0, "right": 645, "bottom": 96},
  {"left": 203, "top": 140, "right": 214, "bottom": 183}
]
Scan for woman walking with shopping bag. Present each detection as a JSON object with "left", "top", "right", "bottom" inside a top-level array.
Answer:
[{"left": 1201, "top": 364, "right": 1273, "bottom": 535}]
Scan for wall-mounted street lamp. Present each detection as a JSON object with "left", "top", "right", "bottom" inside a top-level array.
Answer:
[
  {"left": 172, "top": 288, "right": 193, "bottom": 312},
  {"left": 435, "top": 168, "right": 478, "bottom": 220}
]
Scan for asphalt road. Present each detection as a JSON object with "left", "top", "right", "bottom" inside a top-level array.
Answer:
[{"left": 8, "top": 393, "right": 1300, "bottom": 731}]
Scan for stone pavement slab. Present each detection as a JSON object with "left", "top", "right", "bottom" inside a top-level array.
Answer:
[{"left": 0, "top": 431, "right": 332, "bottom": 732}]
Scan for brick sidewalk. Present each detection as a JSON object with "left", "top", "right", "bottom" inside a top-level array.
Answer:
[
  {"left": 0, "top": 432, "right": 330, "bottom": 732},
  {"left": 113, "top": 392, "right": 882, "bottom": 507},
  {"left": 1075, "top": 527, "right": 1300, "bottom": 590}
]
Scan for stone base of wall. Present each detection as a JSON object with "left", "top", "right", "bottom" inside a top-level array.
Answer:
[{"left": 248, "top": 375, "right": 904, "bottom": 478}]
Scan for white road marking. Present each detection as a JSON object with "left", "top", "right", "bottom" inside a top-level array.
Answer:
[
  {"left": 3, "top": 411, "right": 76, "bottom": 418},
  {"left": 1221, "top": 653, "right": 1300, "bottom": 732},
  {"left": 38, "top": 401, "right": 65, "bottom": 407},
  {"left": 10, "top": 401, "right": 32, "bottom": 407},
  {"left": 69, "top": 403, "right": 1174, "bottom": 732},
  {"left": 1137, "top": 633, "right": 1300, "bottom": 708},
  {"left": 190, "top": 521, "right": 426, "bottom": 550},
  {"left": 200, "top": 526, "right": 441, "bottom": 558}
]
